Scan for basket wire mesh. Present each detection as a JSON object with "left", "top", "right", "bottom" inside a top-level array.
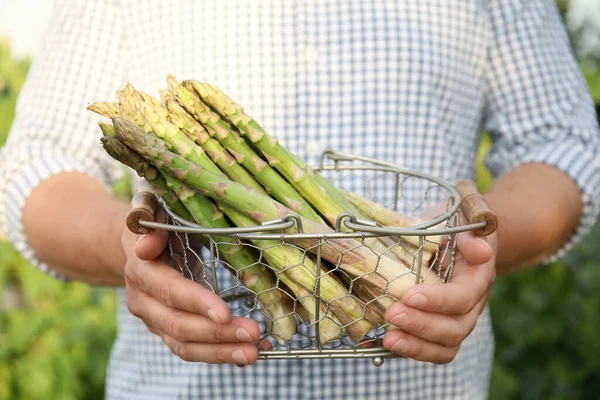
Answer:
[{"left": 139, "top": 151, "right": 486, "bottom": 366}]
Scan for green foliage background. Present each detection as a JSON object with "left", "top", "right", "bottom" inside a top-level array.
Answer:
[{"left": 1, "top": 12, "right": 600, "bottom": 398}]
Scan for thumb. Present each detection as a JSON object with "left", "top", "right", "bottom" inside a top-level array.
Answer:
[
  {"left": 457, "top": 231, "right": 493, "bottom": 265},
  {"left": 135, "top": 209, "right": 169, "bottom": 261}
]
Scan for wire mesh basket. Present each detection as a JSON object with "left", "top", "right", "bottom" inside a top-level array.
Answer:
[{"left": 127, "top": 150, "right": 496, "bottom": 366}]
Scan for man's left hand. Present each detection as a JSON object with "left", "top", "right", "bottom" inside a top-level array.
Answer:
[{"left": 383, "top": 225, "right": 497, "bottom": 364}]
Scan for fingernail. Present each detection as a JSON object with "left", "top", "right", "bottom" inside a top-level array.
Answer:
[
  {"left": 392, "top": 338, "right": 407, "bottom": 354},
  {"left": 390, "top": 313, "right": 409, "bottom": 327},
  {"left": 208, "top": 309, "right": 222, "bottom": 324},
  {"left": 232, "top": 349, "right": 248, "bottom": 365},
  {"left": 236, "top": 328, "right": 253, "bottom": 342},
  {"left": 406, "top": 293, "right": 427, "bottom": 309}
]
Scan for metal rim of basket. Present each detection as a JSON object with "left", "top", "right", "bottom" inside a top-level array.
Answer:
[{"left": 137, "top": 150, "right": 486, "bottom": 366}]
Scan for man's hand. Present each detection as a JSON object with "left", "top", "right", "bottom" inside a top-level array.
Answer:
[
  {"left": 383, "top": 225, "right": 497, "bottom": 364},
  {"left": 121, "top": 224, "right": 262, "bottom": 365}
]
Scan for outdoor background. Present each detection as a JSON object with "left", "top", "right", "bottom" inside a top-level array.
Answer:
[{"left": 1, "top": 1, "right": 599, "bottom": 399}]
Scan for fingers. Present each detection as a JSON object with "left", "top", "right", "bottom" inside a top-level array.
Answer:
[
  {"left": 401, "top": 258, "right": 494, "bottom": 315},
  {"left": 258, "top": 338, "right": 274, "bottom": 351},
  {"left": 385, "top": 302, "right": 479, "bottom": 347},
  {"left": 159, "top": 333, "right": 259, "bottom": 364},
  {"left": 132, "top": 291, "right": 260, "bottom": 343},
  {"left": 383, "top": 329, "right": 460, "bottom": 364},
  {"left": 125, "top": 260, "right": 232, "bottom": 324},
  {"left": 134, "top": 209, "right": 169, "bottom": 261},
  {"left": 456, "top": 231, "right": 493, "bottom": 265}
]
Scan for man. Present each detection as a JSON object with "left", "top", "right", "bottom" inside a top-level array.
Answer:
[{"left": 1, "top": 0, "right": 598, "bottom": 398}]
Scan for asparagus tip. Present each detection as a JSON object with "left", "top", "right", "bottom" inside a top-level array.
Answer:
[
  {"left": 87, "top": 101, "right": 120, "bottom": 119},
  {"left": 166, "top": 74, "right": 180, "bottom": 91},
  {"left": 98, "top": 122, "right": 116, "bottom": 137}
]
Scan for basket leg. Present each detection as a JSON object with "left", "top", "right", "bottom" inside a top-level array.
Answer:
[{"left": 372, "top": 357, "right": 385, "bottom": 367}]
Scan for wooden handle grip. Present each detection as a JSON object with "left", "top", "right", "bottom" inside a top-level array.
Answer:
[
  {"left": 126, "top": 182, "right": 159, "bottom": 234},
  {"left": 455, "top": 180, "right": 498, "bottom": 236}
]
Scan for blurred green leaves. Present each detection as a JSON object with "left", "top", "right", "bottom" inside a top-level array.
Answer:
[
  {"left": 581, "top": 63, "right": 600, "bottom": 104},
  {"left": 488, "top": 228, "right": 600, "bottom": 400},
  {"left": 0, "top": 242, "right": 116, "bottom": 400}
]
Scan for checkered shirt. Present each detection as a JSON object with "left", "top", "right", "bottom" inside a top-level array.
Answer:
[{"left": 1, "top": 0, "right": 599, "bottom": 399}]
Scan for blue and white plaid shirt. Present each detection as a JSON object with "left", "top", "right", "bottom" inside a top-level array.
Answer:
[{"left": 2, "top": 0, "right": 599, "bottom": 399}]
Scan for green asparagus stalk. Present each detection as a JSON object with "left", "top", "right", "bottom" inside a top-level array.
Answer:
[
  {"left": 100, "top": 135, "right": 192, "bottom": 221},
  {"left": 100, "top": 133, "right": 297, "bottom": 341},
  {"left": 338, "top": 272, "right": 389, "bottom": 321},
  {"left": 113, "top": 117, "right": 437, "bottom": 302},
  {"left": 279, "top": 277, "right": 345, "bottom": 344},
  {"left": 162, "top": 92, "right": 267, "bottom": 193},
  {"left": 113, "top": 117, "right": 379, "bottom": 338},
  {"left": 120, "top": 85, "right": 235, "bottom": 183},
  {"left": 189, "top": 81, "right": 359, "bottom": 225},
  {"left": 160, "top": 174, "right": 298, "bottom": 342},
  {"left": 377, "top": 235, "right": 431, "bottom": 274},
  {"left": 344, "top": 190, "right": 441, "bottom": 253},
  {"left": 173, "top": 83, "right": 324, "bottom": 223},
  {"left": 186, "top": 82, "right": 399, "bottom": 260},
  {"left": 217, "top": 202, "right": 374, "bottom": 341}
]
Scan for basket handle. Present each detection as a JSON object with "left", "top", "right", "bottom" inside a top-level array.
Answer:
[
  {"left": 126, "top": 180, "right": 159, "bottom": 235},
  {"left": 455, "top": 180, "right": 498, "bottom": 236}
]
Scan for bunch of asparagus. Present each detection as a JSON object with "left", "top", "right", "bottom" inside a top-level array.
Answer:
[{"left": 89, "top": 77, "right": 440, "bottom": 344}]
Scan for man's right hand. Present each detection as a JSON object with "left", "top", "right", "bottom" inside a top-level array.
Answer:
[{"left": 121, "top": 224, "right": 261, "bottom": 365}]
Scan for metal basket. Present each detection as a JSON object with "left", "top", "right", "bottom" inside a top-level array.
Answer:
[{"left": 127, "top": 150, "right": 496, "bottom": 366}]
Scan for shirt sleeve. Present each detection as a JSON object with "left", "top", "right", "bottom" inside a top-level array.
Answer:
[
  {"left": 0, "top": 0, "right": 127, "bottom": 279},
  {"left": 482, "top": 0, "right": 600, "bottom": 262}
]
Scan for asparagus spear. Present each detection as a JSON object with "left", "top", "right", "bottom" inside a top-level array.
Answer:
[
  {"left": 377, "top": 235, "right": 432, "bottom": 275},
  {"left": 189, "top": 81, "right": 359, "bottom": 226},
  {"left": 100, "top": 135, "right": 192, "bottom": 221},
  {"left": 338, "top": 272, "right": 390, "bottom": 320},
  {"left": 110, "top": 86, "right": 391, "bottom": 261},
  {"left": 186, "top": 82, "right": 399, "bottom": 260},
  {"left": 87, "top": 101, "right": 120, "bottom": 119},
  {"left": 101, "top": 133, "right": 297, "bottom": 341},
  {"left": 98, "top": 122, "right": 116, "bottom": 137},
  {"left": 135, "top": 89, "right": 168, "bottom": 118},
  {"left": 278, "top": 278, "right": 345, "bottom": 344},
  {"left": 107, "top": 95, "right": 344, "bottom": 338},
  {"left": 120, "top": 85, "right": 240, "bottom": 185},
  {"left": 161, "top": 174, "right": 298, "bottom": 342},
  {"left": 173, "top": 83, "right": 324, "bottom": 223},
  {"left": 113, "top": 117, "right": 437, "bottom": 302},
  {"left": 344, "top": 190, "right": 441, "bottom": 253},
  {"left": 162, "top": 92, "right": 266, "bottom": 193},
  {"left": 217, "top": 202, "right": 374, "bottom": 341}
]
